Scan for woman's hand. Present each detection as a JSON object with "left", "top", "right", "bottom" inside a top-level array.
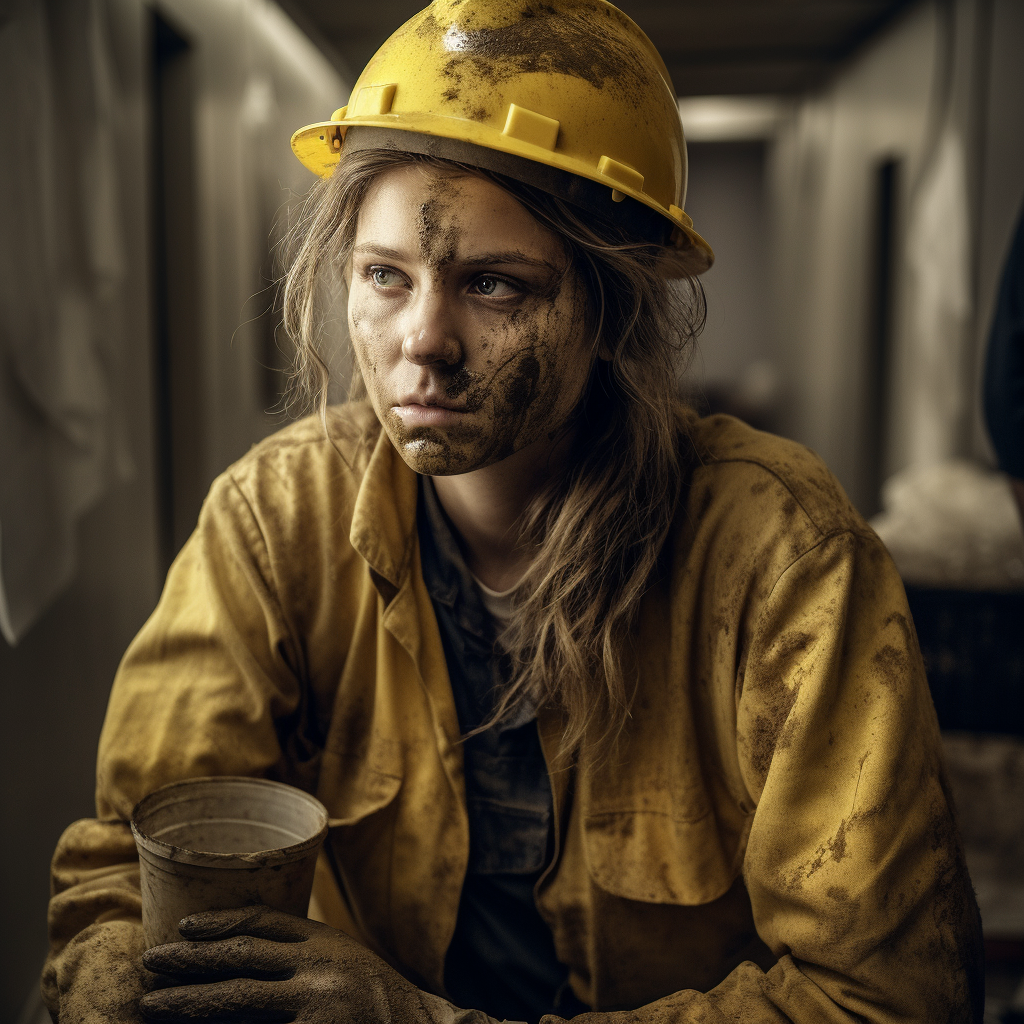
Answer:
[
  {"left": 138, "top": 905, "right": 490, "bottom": 1023},
  {"left": 45, "top": 919, "right": 149, "bottom": 1023}
]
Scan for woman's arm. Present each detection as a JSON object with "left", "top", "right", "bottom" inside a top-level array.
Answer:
[
  {"left": 546, "top": 530, "right": 983, "bottom": 1023},
  {"left": 735, "top": 529, "right": 982, "bottom": 1021},
  {"left": 42, "top": 469, "right": 310, "bottom": 1022}
]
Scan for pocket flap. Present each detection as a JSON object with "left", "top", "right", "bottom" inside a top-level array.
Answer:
[
  {"left": 584, "top": 809, "right": 742, "bottom": 906},
  {"left": 319, "top": 750, "right": 402, "bottom": 828}
]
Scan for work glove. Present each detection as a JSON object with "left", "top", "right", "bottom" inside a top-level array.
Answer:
[
  {"left": 138, "top": 905, "right": 501, "bottom": 1023},
  {"left": 43, "top": 919, "right": 149, "bottom": 1023}
]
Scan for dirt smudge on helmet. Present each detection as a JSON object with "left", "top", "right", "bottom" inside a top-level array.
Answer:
[{"left": 418, "top": 1, "right": 654, "bottom": 99}]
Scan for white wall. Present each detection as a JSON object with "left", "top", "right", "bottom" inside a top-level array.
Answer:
[
  {"left": 0, "top": 2, "right": 344, "bottom": 1018},
  {"left": 153, "top": 0, "right": 348, "bottom": 485},
  {"left": 768, "top": 0, "right": 939, "bottom": 512},
  {"left": 768, "top": 0, "right": 1024, "bottom": 514}
]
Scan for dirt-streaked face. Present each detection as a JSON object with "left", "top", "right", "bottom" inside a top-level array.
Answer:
[{"left": 347, "top": 163, "right": 593, "bottom": 476}]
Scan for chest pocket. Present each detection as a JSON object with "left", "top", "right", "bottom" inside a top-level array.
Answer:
[
  {"left": 582, "top": 807, "right": 748, "bottom": 906},
  {"left": 313, "top": 747, "right": 403, "bottom": 952},
  {"left": 572, "top": 583, "right": 752, "bottom": 906},
  {"left": 576, "top": 697, "right": 746, "bottom": 907},
  {"left": 318, "top": 749, "right": 402, "bottom": 827}
]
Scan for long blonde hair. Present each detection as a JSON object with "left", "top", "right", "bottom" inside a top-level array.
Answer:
[{"left": 283, "top": 149, "right": 705, "bottom": 756}]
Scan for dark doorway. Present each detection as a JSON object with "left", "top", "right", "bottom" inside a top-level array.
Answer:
[
  {"left": 863, "top": 157, "right": 900, "bottom": 517},
  {"left": 151, "top": 12, "right": 204, "bottom": 571}
]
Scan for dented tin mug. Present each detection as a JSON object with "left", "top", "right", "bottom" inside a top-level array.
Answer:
[{"left": 131, "top": 776, "right": 329, "bottom": 949}]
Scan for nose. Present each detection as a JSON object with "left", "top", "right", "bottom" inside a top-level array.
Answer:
[{"left": 401, "top": 288, "right": 461, "bottom": 366}]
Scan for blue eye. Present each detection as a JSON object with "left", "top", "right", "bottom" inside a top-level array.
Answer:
[
  {"left": 475, "top": 276, "right": 515, "bottom": 297},
  {"left": 371, "top": 267, "right": 400, "bottom": 287}
]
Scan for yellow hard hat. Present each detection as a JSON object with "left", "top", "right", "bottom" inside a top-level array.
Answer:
[{"left": 290, "top": 0, "right": 713, "bottom": 273}]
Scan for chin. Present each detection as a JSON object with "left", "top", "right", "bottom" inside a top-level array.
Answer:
[
  {"left": 391, "top": 435, "right": 472, "bottom": 476},
  {"left": 390, "top": 430, "right": 518, "bottom": 477}
]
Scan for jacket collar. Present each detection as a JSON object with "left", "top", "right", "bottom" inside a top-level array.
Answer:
[
  {"left": 349, "top": 419, "right": 420, "bottom": 600},
  {"left": 346, "top": 417, "right": 465, "bottom": 748}
]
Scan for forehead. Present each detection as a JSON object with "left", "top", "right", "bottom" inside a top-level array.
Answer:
[{"left": 353, "top": 163, "right": 565, "bottom": 262}]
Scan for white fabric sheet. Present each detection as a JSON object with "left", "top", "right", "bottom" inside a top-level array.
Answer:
[{"left": 0, "top": 0, "right": 131, "bottom": 645}]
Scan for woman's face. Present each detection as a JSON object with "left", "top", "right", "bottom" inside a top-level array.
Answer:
[{"left": 347, "top": 163, "right": 593, "bottom": 476}]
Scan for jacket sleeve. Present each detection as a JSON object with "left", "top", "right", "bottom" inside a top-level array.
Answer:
[
  {"left": 551, "top": 529, "right": 984, "bottom": 1024},
  {"left": 42, "top": 470, "right": 309, "bottom": 1022}
]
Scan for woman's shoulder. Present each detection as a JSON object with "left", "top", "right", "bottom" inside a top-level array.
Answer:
[
  {"left": 681, "top": 409, "right": 873, "bottom": 546},
  {"left": 224, "top": 401, "right": 383, "bottom": 493},
  {"left": 193, "top": 402, "right": 385, "bottom": 546}
]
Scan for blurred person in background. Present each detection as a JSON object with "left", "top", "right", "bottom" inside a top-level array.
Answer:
[{"left": 42, "top": 1, "right": 983, "bottom": 1022}]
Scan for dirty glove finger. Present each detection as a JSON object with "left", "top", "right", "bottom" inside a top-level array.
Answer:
[
  {"left": 139, "top": 977, "right": 299, "bottom": 1021},
  {"left": 177, "top": 905, "right": 309, "bottom": 942},
  {"left": 144, "top": 970, "right": 189, "bottom": 992},
  {"left": 143, "top": 935, "right": 294, "bottom": 979}
]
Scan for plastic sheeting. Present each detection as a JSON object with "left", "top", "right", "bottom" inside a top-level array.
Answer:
[
  {"left": 871, "top": 460, "right": 1024, "bottom": 590},
  {"left": 0, "top": 0, "right": 132, "bottom": 645}
]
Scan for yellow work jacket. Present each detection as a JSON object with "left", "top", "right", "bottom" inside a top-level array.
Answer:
[{"left": 45, "top": 403, "right": 982, "bottom": 1023}]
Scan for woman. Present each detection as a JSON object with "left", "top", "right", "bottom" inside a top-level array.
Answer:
[{"left": 43, "top": 1, "right": 983, "bottom": 1022}]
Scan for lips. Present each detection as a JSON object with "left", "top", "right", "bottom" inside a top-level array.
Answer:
[
  {"left": 394, "top": 390, "right": 468, "bottom": 412},
  {"left": 391, "top": 391, "right": 472, "bottom": 430}
]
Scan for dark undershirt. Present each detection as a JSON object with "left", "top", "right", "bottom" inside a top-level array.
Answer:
[{"left": 417, "top": 478, "right": 589, "bottom": 1023}]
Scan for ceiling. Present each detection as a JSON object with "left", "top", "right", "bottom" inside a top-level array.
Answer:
[{"left": 282, "top": 0, "right": 914, "bottom": 97}]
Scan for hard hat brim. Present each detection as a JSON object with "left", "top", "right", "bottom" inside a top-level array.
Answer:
[{"left": 291, "top": 122, "right": 713, "bottom": 276}]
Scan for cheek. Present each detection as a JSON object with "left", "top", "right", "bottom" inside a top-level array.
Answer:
[
  {"left": 475, "top": 299, "right": 591, "bottom": 449},
  {"left": 347, "top": 293, "right": 390, "bottom": 385},
  {"left": 518, "top": 301, "right": 590, "bottom": 417}
]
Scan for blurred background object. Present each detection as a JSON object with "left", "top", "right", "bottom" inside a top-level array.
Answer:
[
  {"left": 1, "top": 1, "right": 346, "bottom": 1020},
  {"left": 3, "top": 1, "right": 1024, "bottom": 1022},
  {"left": 872, "top": 460, "right": 1024, "bottom": 592},
  {"left": 0, "top": 0, "right": 133, "bottom": 647},
  {"left": 284, "top": 0, "right": 915, "bottom": 97}
]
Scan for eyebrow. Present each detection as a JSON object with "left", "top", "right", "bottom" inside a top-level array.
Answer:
[
  {"left": 460, "top": 250, "right": 561, "bottom": 273},
  {"left": 352, "top": 243, "right": 561, "bottom": 274},
  {"left": 352, "top": 244, "right": 409, "bottom": 262}
]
